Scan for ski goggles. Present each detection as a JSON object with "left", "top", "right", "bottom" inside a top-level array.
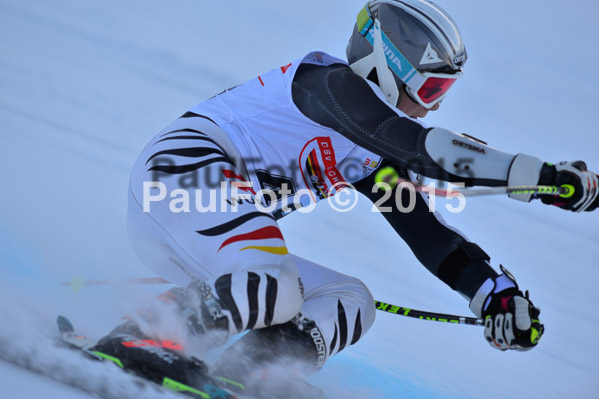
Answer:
[{"left": 357, "top": 5, "right": 462, "bottom": 109}]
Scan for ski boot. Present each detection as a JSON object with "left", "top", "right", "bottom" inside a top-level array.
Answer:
[
  {"left": 92, "top": 282, "right": 237, "bottom": 398},
  {"left": 214, "top": 313, "right": 329, "bottom": 399}
]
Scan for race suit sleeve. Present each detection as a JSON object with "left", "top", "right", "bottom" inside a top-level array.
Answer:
[
  {"left": 291, "top": 62, "right": 501, "bottom": 299},
  {"left": 292, "top": 62, "right": 539, "bottom": 188},
  {"left": 352, "top": 160, "right": 498, "bottom": 300}
]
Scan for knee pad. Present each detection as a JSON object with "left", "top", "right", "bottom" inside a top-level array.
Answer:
[{"left": 207, "top": 263, "right": 304, "bottom": 334}]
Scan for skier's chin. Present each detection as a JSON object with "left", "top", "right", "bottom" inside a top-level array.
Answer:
[
  {"left": 397, "top": 93, "right": 433, "bottom": 119},
  {"left": 410, "top": 110, "right": 429, "bottom": 119}
]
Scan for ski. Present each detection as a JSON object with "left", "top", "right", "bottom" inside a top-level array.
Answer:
[{"left": 56, "top": 316, "right": 242, "bottom": 399}]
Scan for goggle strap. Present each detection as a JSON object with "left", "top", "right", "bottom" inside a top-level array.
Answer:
[
  {"left": 359, "top": 15, "right": 422, "bottom": 93},
  {"left": 357, "top": 5, "right": 374, "bottom": 36},
  {"left": 372, "top": 20, "right": 399, "bottom": 104}
]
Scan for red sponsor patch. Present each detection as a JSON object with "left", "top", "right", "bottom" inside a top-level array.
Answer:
[
  {"left": 218, "top": 225, "right": 284, "bottom": 251},
  {"left": 122, "top": 339, "right": 183, "bottom": 351},
  {"left": 316, "top": 138, "right": 347, "bottom": 190},
  {"left": 299, "top": 137, "right": 347, "bottom": 200},
  {"left": 280, "top": 63, "right": 292, "bottom": 74}
]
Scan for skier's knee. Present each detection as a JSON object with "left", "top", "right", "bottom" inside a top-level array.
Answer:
[
  {"left": 328, "top": 275, "right": 376, "bottom": 334},
  {"left": 333, "top": 276, "right": 376, "bottom": 347},
  {"left": 350, "top": 277, "right": 376, "bottom": 334},
  {"left": 301, "top": 275, "right": 375, "bottom": 356}
]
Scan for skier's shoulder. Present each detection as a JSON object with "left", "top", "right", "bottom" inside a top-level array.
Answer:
[
  {"left": 292, "top": 52, "right": 423, "bottom": 134},
  {"left": 297, "top": 51, "right": 348, "bottom": 68},
  {"left": 293, "top": 51, "right": 400, "bottom": 115},
  {"left": 290, "top": 51, "right": 353, "bottom": 87}
]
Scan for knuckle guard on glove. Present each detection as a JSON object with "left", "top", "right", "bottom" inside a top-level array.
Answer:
[{"left": 513, "top": 296, "right": 532, "bottom": 331}]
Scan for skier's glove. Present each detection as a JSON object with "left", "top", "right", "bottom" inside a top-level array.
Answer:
[
  {"left": 538, "top": 161, "right": 599, "bottom": 212},
  {"left": 470, "top": 266, "right": 544, "bottom": 351}
]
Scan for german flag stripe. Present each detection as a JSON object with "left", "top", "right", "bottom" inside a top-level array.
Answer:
[
  {"left": 239, "top": 246, "right": 289, "bottom": 255},
  {"left": 308, "top": 150, "right": 325, "bottom": 182},
  {"left": 218, "top": 226, "right": 284, "bottom": 251}
]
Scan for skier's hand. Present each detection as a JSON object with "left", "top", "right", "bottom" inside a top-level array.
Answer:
[
  {"left": 482, "top": 288, "right": 543, "bottom": 351},
  {"left": 539, "top": 161, "right": 599, "bottom": 212},
  {"left": 470, "top": 266, "right": 544, "bottom": 351}
]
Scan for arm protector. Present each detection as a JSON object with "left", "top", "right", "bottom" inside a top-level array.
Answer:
[
  {"left": 292, "top": 63, "right": 543, "bottom": 194},
  {"left": 353, "top": 162, "right": 498, "bottom": 299}
]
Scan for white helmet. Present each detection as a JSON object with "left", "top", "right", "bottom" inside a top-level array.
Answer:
[{"left": 347, "top": 0, "right": 467, "bottom": 108}]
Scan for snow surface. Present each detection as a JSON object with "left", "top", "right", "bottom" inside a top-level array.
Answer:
[{"left": 1, "top": 0, "right": 598, "bottom": 398}]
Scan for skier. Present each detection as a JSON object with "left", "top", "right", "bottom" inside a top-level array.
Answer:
[{"left": 93, "top": 0, "right": 598, "bottom": 394}]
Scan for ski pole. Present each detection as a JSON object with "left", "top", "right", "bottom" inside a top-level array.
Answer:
[
  {"left": 375, "top": 300, "right": 483, "bottom": 326},
  {"left": 61, "top": 276, "right": 170, "bottom": 291},
  {"left": 269, "top": 169, "right": 574, "bottom": 220},
  {"left": 60, "top": 278, "right": 483, "bottom": 325},
  {"left": 374, "top": 166, "right": 575, "bottom": 199}
]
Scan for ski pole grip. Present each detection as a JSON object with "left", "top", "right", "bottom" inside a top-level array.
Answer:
[{"left": 559, "top": 184, "right": 575, "bottom": 198}]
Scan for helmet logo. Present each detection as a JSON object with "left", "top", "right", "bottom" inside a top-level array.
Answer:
[{"left": 419, "top": 42, "right": 442, "bottom": 66}]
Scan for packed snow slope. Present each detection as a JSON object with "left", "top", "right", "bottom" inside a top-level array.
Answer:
[{"left": 1, "top": 0, "right": 598, "bottom": 398}]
